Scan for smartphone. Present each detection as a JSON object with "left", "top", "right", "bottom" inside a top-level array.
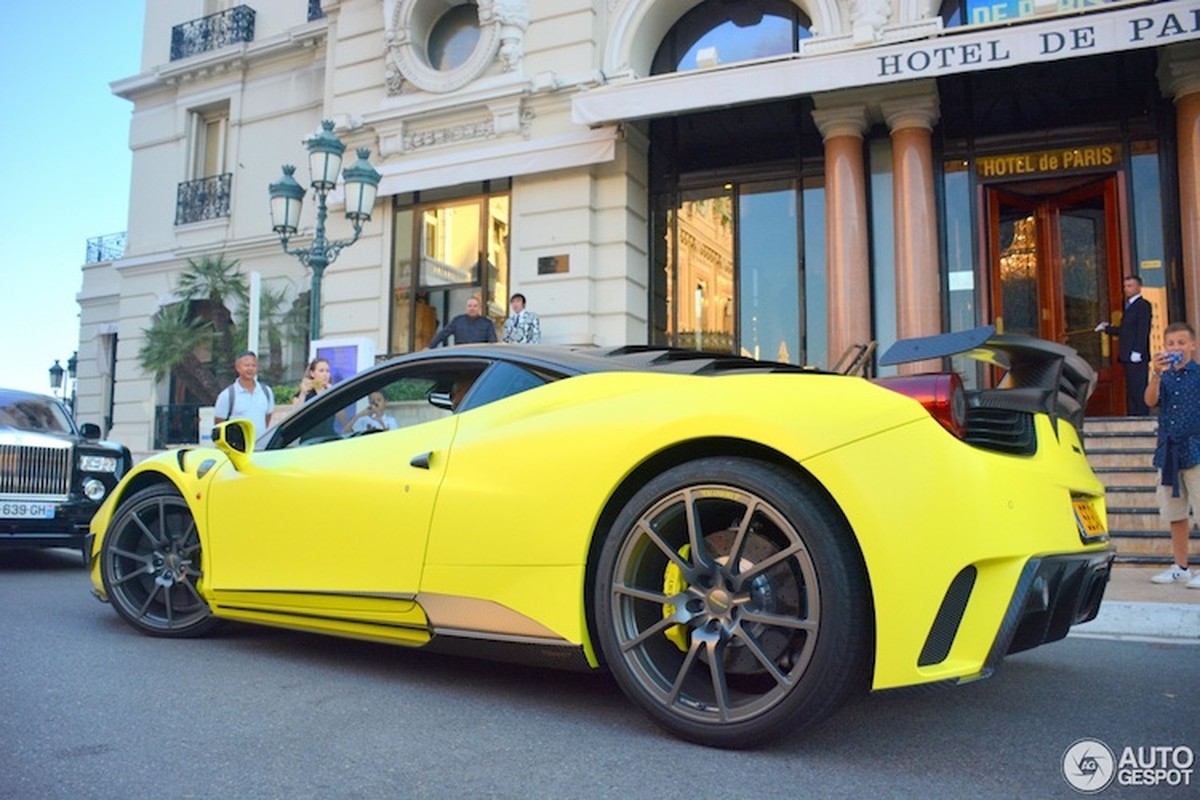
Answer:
[{"left": 1165, "top": 351, "right": 1184, "bottom": 366}]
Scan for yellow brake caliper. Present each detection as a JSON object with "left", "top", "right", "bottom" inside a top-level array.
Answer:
[{"left": 662, "top": 544, "right": 690, "bottom": 652}]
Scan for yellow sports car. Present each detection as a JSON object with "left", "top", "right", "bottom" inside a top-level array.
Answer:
[{"left": 87, "top": 328, "right": 1113, "bottom": 748}]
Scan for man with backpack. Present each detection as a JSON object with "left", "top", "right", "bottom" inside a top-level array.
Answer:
[{"left": 213, "top": 350, "right": 274, "bottom": 435}]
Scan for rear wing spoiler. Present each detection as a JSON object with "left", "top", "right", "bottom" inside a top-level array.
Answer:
[{"left": 879, "top": 326, "right": 1097, "bottom": 434}]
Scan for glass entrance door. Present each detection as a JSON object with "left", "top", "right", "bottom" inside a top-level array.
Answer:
[{"left": 987, "top": 177, "right": 1124, "bottom": 415}]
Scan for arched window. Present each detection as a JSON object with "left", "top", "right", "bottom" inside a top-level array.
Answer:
[{"left": 651, "top": 0, "right": 811, "bottom": 75}]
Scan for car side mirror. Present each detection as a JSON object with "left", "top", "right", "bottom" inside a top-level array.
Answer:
[
  {"left": 80, "top": 422, "right": 101, "bottom": 440},
  {"left": 212, "top": 419, "right": 256, "bottom": 473}
]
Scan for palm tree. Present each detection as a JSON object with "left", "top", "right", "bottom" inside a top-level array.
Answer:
[
  {"left": 285, "top": 290, "right": 312, "bottom": 355},
  {"left": 175, "top": 254, "right": 249, "bottom": 380},
  {"left": 138, "top": 303, "right": 224, "bottom": 403},
  {"left": 233, "top": 283, "right": 292, "bottom": 386}
]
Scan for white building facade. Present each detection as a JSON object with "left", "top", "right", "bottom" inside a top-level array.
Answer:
[{"left": 78, "top": 0, "right": 1200, "bottom": 455}]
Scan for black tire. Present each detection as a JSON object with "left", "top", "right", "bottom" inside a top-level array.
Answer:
[
  {"left": 100, "top": 484, "right": 219, "bottom": 638},
  {"left": 594, "top": 457, "right": 870, "bottom": 748}
]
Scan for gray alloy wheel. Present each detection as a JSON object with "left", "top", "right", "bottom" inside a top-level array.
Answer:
[
  {"left": 595, "top": 457, "right": 870, "bottom": 748},
  {"left": 100, "top": 484, "right": 219, "bottom": 638}
]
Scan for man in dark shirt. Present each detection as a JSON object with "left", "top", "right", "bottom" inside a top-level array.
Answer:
[
  {"left": 427, "top": 296, "right": 498, "bottom": 348},
  {"left": 1097, "top": 275, "right": 1153, "bottom": 415}
]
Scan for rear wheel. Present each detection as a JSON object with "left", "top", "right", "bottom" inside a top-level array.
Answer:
[
  {"left": 594, "top": 457, "right": 870, "bottom": 748},
  {"left": 100, "top": 485, "right": 219, "bottom": 637}
]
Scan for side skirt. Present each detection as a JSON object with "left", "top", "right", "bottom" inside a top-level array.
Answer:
[{"left": 207, "top": 588, "right": 593, "bottom": 671}]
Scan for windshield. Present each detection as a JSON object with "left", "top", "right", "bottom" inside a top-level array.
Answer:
[{"left": 0, "top": 391, "right": 75, "bottom": 434}]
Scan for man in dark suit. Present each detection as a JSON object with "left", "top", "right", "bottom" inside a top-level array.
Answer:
[{"left": 1097, "top": 275, "right": 1153, "bottom": 416}]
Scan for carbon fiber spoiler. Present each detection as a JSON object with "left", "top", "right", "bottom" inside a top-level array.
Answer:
[{"left": 879, "top": 326, "right": 1097, "bottom": 434}]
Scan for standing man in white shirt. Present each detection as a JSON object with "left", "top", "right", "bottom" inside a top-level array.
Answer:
[
  {"left": 503, "top": 293, "right": 541, "bottom": 344},
  {"left": 213, "top": 350, "right": 275, "bottom": 435}
]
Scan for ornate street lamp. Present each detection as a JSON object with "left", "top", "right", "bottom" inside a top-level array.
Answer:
[
  {"left": 269, "top": 120, "right": 382, "bottom": 342},
  {"left": 49, "top": 360, "right": 64, "bottom": 396},
  {"left": 67, "top": 351, "right": 78, "bottom": 415}
]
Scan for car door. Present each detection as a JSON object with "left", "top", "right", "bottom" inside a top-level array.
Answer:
[{"left": 203, "top": 362, "right": 484, "bottom": 605}]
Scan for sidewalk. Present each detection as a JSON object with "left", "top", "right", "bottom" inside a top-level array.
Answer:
[{"left": 1071, "top": 564, "right": 1200, "bottom": 642}]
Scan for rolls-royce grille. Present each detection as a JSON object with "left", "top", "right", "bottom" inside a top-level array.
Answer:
[
  {"left": 0, "top": 444, "right": 72, "bottom": 498},
  {"left": 964, "top": 408, "right": 1037, "bottom": 456}
]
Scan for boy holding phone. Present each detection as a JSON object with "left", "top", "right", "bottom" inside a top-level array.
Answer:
[{"left": 1145, "top": 322, "right": 1200, "bottom": 587}]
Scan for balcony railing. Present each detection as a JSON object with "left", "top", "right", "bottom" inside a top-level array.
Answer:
[
  {"left": 308, "top": 0, "right": 325, "bottom": 22},
  {"left": 170, "top": 5, "right": 256, "bottom": 61},
  {"left": 175, "top": 174, "right": 232, "bottom": 225},
  {"left": 154, "top": 404, "right": 201, "bottom": 450},
  {"left": 85, "top": 231, "right": 126, "bottom": 264}
]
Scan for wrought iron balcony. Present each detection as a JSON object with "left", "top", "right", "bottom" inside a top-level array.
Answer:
[
  {"left": 175, "top": 174, "right": 232, "bottom": 226},
  {"left": 170, "top": 5, "right": 256, "bottom": 61},
  {"left": 309, "top": 0, "right": 325, "bottom": 22},
  {"left": 85, "top": 231, "right": 126, "bottom": 264}
]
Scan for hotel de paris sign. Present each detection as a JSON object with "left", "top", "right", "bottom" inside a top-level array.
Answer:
[
  {"left": 572, "top": 1, "right": 1200, "bottom": 126},
  {"left": 870, "top": 1, "right": 1199, "bottom": 80}
]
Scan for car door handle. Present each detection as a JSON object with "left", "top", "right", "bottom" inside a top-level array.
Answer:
[{"left": 410, "top": 451, "right": 432, "bottom": 469}]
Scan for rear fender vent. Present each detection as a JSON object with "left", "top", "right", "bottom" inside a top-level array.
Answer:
[
  {"left": 918, "top": 566, "right": 978, "bottom": 667},
  {"left": 963, "top": 406, "right": 1036, "bottom": 456}
]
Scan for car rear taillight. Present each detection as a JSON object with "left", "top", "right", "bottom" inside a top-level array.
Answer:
[{"left": 874, "top": 373, "right": 968, "bottom": 438}]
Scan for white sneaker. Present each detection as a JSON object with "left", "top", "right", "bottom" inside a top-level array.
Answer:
[
  {"left": 1187, "top": 574, "right": 1200, "bottom": 590},
  {"left": 1150, "top": 565, "right": 1193, "bottom": 584}
]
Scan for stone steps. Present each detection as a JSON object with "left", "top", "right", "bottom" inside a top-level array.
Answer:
[{"left": 1084, "top": 416, "right": 1200, "bottom": 564}]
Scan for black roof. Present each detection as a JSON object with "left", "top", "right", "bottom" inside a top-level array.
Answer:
[{"left": 398, "top": 344, "right": 821, "bottom": 377}]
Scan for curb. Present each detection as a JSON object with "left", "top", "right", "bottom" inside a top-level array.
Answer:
[{"left": 1070, "top": 601, "right": 1200, "bottom": 642}]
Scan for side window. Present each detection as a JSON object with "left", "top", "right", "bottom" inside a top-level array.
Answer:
[
  {"left": 457, "top": 362, "right": 552, "bottom": 412},
  {"left": 272, "top": 362, "right": 489, "bottom": 449}
]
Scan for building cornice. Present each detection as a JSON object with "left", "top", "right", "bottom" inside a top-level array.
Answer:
[{"left": 111, "top": 19, "right": 327, "bottom": 100}]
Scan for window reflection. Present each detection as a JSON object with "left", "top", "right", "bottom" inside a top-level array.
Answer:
[
  {"left": 421, "top": 202, "right": 481, "bottom": 287},
  {"left": 942, "top": 0, "right": 1118, "bottom": 29},
  {"left": 998, "top": 214, "right": 1039, "bottom": 337},
  {"left": 428, "top": 3, "right": 480, "bottom": 71},
  {"left": 942, "top": 160, "right": 980, "bottom": 388},
  {"left": 651, "top": 0, "right": 810, "bottom": 74},
  {"left": 739, "top": 181, "right": 800, "bottom": 362},
  {"left": 655, "top": 176, "right": 824, "bottom": 365},
  {"left": 391, "top": 181, "right": 510, "bottom": 355},
  {"left": 667, "top": 189, "right": 736, "bottom": 353}
]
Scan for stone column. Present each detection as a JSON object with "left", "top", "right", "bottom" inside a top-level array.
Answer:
[
  {"left": 882, "top": 91, "right": 941, "bottom": 374},
  {"left": 1160, "top": 45, "right": 1200, "bottom": 327},
  {"left": 812, "top": 104, "right": 871, "bottom": 370}
]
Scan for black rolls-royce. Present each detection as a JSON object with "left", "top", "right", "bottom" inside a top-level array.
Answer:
[{"left": 0, "top": 388, "right": 131, "bottom": 561}]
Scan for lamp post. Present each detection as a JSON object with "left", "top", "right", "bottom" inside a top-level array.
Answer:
[
  {"left": 67, "top": 351, "right": 78, "bottom": 416},
  {"left": 47, "top": 351, "right": 78, "bottom": 416},
  {"left": 269, "top": 120, "right": 382, "bottom": 342},
  {"left": 48, "top": 360, "right": 64, "bottom": 398}
]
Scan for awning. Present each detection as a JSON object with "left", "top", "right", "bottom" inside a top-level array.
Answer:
[{"left": 572, "top": 1, "right": 1200, "bottom": 127}]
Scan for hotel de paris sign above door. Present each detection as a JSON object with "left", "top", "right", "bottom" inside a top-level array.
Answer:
[{"left": 573, "top": 1, "right": 1200, "bottom": 126}]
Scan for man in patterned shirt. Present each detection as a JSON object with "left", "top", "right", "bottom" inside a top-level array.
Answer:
[
  {"left": 503, "top": 293, "right": 541, "bottom": 344},
  {"left": 1145, "top": 321, "right": 1200, "bottom": 588}
]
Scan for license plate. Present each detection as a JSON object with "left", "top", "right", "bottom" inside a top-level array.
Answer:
[
  {"left": 0, "top": 501, "right": 57, "bottom": 519},
  {"left": 1072, "top": 498, "right": 1106, "bottom": 541}
]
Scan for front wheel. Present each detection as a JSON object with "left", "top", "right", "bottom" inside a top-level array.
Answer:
[
  {"left": 594, "top": 458, "right": 870, "bottom": 748},
  {"left": 100, "top": 484, "right": 219, "bottom": 638}
]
